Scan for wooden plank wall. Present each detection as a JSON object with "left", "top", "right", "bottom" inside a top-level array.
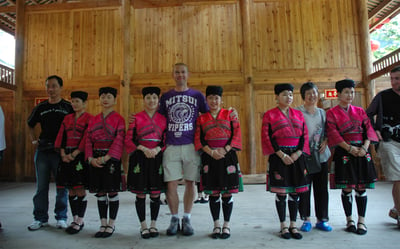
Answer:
[{"left": 1, "top": 0, "right": 368, "bottom": 180}]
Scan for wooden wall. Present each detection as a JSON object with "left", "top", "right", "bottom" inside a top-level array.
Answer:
[{"left": 2, "top": 0, "right": 369, "bottom": 180}]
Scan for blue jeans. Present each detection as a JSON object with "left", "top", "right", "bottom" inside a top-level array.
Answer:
[{"left": 32, "top": 150, "right": 68, "bottom": 222}]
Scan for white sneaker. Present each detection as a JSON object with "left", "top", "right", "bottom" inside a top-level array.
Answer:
[
  {"left": 56, "top": 220, "right": 68, "bottom": 229},
  {"left": 27, "top": 220, "right": 48, "bottom": 231}
]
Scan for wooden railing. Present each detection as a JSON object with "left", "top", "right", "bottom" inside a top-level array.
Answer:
[
  {"left": 371, "top": 48, "right": 400, "bottom": 80},
  {"left": 0, "top": 64, "right": 16, "bottom": 90}
]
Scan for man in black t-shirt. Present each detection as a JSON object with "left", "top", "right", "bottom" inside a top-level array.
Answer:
[
  {"left": 367, "top": 66, "right": 400, "bottom": 228},
  {"left": 27, "top": 75, "right": 74, "bottom": 231}
]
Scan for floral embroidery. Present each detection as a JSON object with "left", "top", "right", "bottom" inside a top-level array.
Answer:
[
  {"left": 343, "top": 156, "right": 349, "bottom": 164},
  {"left": 203, "top": 165, "right": 209, "bottom": 174},
  {"left": 133, "top": 164, "right": 140, "bottom": 174},
  {"left": 158, "top": 165, "right": 163, "bottom": 175},
  {"left": 274, "top": 171, "right": 282, "bottom": 180},
  {"left": 109, "top": 163, "right": 115, "bottom": 174},
  {"left": 226, "top": 165, "right": 236, "bottom": 174},
  {"left": 365, "top": 153, "right": 371, "bottom": 162},
  {"left": 76, "top": 162, "right": 83, "bottom": 171}
]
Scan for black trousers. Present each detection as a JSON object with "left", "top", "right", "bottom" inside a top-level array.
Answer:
[{"left": 299, "top": 162, "right": 329, "bottom": 222}]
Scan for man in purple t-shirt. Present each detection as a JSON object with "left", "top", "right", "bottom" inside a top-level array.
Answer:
[{"left": 159, "top": 63, "right": 209, "bottom": 236}]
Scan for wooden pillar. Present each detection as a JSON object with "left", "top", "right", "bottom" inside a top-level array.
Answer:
[
  {"left": 14, "top": 1, "right": 25, "bottom": 181},
  {"left": 357, "top": 0, "right": 374, "bottom": 104},
  {"left": 121, "top": 0, "right": 131, "bottom": 123},
  {"left": 240, "top": 0, "right": 256, "bottom": 174}
]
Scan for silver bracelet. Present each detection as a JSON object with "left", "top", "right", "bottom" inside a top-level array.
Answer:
[{"left": 348, "top": 145, "right": 353, "bottom": 153}]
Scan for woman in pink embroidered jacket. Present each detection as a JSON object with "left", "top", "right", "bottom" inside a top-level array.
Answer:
[
  {"left": 326, "top": 79, "right": 378, "bottom": 235},
  {"left": 261, "top": 83, "right": 309, "bottom": 240},
  {"left": 85, "top": 87, "right": 125, "bottom": 238},
  {"left": 194, "top": 85, "right": 242, "bottom": 239},
  {"left": 54, "top": 91, "right": 92, "bottom": 234},
  {"left": 125, "top": 87, "right": 167, "bottom": 239}
]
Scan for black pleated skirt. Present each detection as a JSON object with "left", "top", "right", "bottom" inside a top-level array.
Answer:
[{"left": 127, "top": 150, "right": 166, "bottom": 194}]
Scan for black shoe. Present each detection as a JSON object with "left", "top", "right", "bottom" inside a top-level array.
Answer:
[
  {"left": 220, "top": 227, "right": 230, "bottom": 239},
  {"left": 211, "top": 227, "right": 221, "bottom": 239},
  {"left": 149, "top": 227, "right": 159, "bottom": 237},
  {"left": 280, "top": 227, "right": 291, "bottom": 239},
  {"left": 102, "top": 226, "right": 115, "bottom": 238},
  {"left": 66, "top": 222, "right": 84, "bottom": 234},
  {"left": 140, "top": 228, "right": 151, "bottom": 239},
  {"left": 200, "top": 197, "right": 209, "bottom": 204},
  {"left": 194, "top": 197, "right": 202, "bottom": 204},
  {"left": 289, "top": 227, "right": 302, "bottom": 240},
  {"left": 94, "top": 226, "right": 106, "bottom": 238},
  {"left": 356, "top": 222, "right": 367, "bottom": 235},
  {"left": 345, "top": 220, "right": 357, "bottom": 233}
]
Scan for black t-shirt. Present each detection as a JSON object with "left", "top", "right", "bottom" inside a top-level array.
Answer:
[
  {"left": 27, "top": 99, "right": 74, "bottom": 143},
  {"left": 381, "top": 89, "right": 400, "bottom": 127}
]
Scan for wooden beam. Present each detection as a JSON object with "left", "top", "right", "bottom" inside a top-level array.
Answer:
[
  {"left": 357, "top": 0, "right": 374, "bottom": 103},
  {"left": 240, "top": 0, "right": 256, "bottom": 174},
  {"left": 370, "top": 61, "right": 400, "bottom": 80},
  {"left": 133, "top": 0, "right": 236, "bottom": 8},
  {"left": 368, "top": 0, "right": 393, "bottom": 20},
  {"left": 121, "top": 0, "right": 131, "bottom": 125},
  {"left": 0, "top": 23, "right": 14, "bottom": 35},
  {"left": 369, "top": 2, "right": 400, "bottom": 31},
  {"left": 5, "top": 0, "right": 15, "bottom": 5},
  {"left": 25, "top": 0, "right": 121, "bottom": 12},
  {"left": 2, "top": 13, "right": 15, "bottom": 23},
  {"left": 0, "top": 15, "right": 14, "bottom": 26},
  {"left": 14, "top": 0, "right": 25, "bottom": 181},
  {"left": 0, "top": 5, "right": 16, "bottom": 13},
  {"left": 0, "top": 82, "right": 16, "bottom": 91}
]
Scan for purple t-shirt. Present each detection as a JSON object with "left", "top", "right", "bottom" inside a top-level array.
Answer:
[{"left": 159, "top": 88, "right": 209, "bottom": 145}]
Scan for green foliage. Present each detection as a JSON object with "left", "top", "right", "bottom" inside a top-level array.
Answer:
[{"left": 371, "top": 15, "right": 400, "bottom": 60}]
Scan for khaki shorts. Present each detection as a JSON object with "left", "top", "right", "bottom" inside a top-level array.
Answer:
[
  {"left": 378, "top": 140, "right": 400, "bottom": 181},
  {"left": 163, "top": 144, "right": 201, "bottom": 182}
]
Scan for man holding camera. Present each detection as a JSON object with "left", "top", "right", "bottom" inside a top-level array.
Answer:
[{"left": 367, "top": 66, "right": 400, "bottom": 228}]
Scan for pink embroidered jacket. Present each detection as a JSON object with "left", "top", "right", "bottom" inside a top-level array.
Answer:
[
  {"left": 55, "top": 112, "right": 93, "bottom": 152},
  {"left": 194, "top": 108, "right": 242, "bottom": 151},
  {"left": 125, "top": 111, "right": 167, "bottom": 154},
  {"left": 261, "top": 107, "right": 309, "bottom": 156},
  {"left": 85, "top": 111, "right": 125, "bottom": 160},
  {"left": 326, "top": 105, "right": 378, "bottom": 147}
]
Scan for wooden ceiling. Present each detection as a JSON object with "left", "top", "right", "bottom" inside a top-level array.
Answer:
[{"left": 0, "top": 0, "right": 400, "bottom": 36}]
